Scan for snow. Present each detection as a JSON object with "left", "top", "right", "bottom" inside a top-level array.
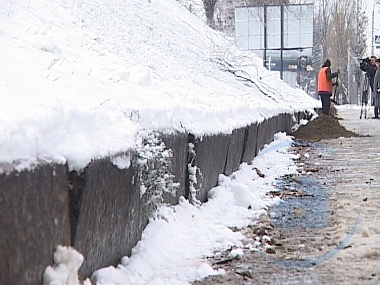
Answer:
[
  {"left": 43, "top": 245, "right": 84, "bottom": 285},
  {"left": 1, "top": 0, "right": 321, "bottom": 284},
  {"left": 44, "top": 133, "right": 298, "bottom": 285},
  {"left": 0, "top": 0, "right": 319, "bottom": 173}
]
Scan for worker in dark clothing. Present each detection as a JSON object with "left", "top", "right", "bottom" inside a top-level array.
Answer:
[
  {"left": 317, "top": 59, "right": 340, "bottom": 115},
  {"left": 372, "top": 59, "right": 380, "bottom": 118},
  {"left": 369, "top": 56, "right": 378, "bottom": 118},
  {"left": 369, "top": 55, "right": 377, "bottom": 92}
]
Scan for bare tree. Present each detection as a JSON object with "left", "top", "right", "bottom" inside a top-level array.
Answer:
[
  {"left": 314, "top": 0, "right": 367, "bottom": 103},
  {"left": 351, "top": 0, "right": 368, "bottom": 59},
  {"left": 313, "top": 0, "right": 330, "bottom": 67},
  {"left": 203, "top": 0, "right": 218, "bottom": 28}
]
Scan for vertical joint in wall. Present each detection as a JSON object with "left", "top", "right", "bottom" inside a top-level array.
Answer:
[{"left": 68, "top": 170, "right": 86, "bottom": 246}]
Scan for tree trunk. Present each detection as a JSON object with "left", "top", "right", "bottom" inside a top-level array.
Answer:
[{"left": 203, "top": 0, "right": 217, "bottom": 28}]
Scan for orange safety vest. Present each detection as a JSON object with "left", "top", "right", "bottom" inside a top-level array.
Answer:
[{"left": 317, "top": 67, "right": 333, "bottom": 93}]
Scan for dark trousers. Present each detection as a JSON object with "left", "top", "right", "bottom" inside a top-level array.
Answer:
[{"left": 319, "top": 93, "right": 331, "bottom": 115}]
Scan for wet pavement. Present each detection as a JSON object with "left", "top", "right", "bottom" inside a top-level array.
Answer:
[
  {"left": 271, "top": 176, "right": 329, "bottom": 229},
  {"left": 193, "top": 106, "right": 380, "bottom": 285}
]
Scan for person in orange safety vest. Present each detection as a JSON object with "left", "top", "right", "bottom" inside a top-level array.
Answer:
[{"left": 317, "top": 59, "right": 340, "bottom": 115}]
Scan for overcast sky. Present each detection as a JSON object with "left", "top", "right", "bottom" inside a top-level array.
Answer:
[{"left": 365, "top": 0, "right": 380, "bottom": 55}]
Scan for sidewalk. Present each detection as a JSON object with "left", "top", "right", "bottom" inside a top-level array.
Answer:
[
  {"left": 194, "top": 105, "right": 380, "bottom": 285},
  {"left": 312, "top": 105, "right": 380, "bottom": 284},
  {"left": 337, "top": 105, "right": 380, "bottom": 138}
]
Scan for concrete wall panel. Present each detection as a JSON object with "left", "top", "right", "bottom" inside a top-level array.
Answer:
[
  {"left": 160, "top": 132, "right": 188, "bottom": 204},
  {"left": 257, "top": 117, "right": 279, "bottom": 154},
  {"left": 224, "top": 127, "right": 246, "bottom": 176},
  {"left": 71, "top": 156, "right": 148, "bottom": 278},
  {"left": 256, "top": 119, "right": 268, "bottom": 154},
  {"left": 192, "top": 134, "right": 230, "bottom": 202},
  {"left": 241, "top": 123, "right": 258, "bottom": 164},
  {"left": 267, "top": 116, "right": 277, "bottom": 143},
  {"left": 281, "top": 113, "right": 293, "bottom": 134},
  {"left": 0, "top": 164, "right": 70, "bottom": 285}
]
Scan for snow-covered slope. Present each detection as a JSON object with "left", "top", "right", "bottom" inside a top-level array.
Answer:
[{"left": 0, "top": 0, "right": 320, "bottom": 171}]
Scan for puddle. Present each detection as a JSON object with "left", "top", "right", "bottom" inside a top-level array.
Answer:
[{"left": 270, "top": 176, "right": 328, "bottom": 229}]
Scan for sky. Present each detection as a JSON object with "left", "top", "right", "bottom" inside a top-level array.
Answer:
[
  {"left": 365, "top": 0, "right": 375, "bottom": 54},
  {"left": 365, "top": 0, "right": 380, "bottom": 55},
  {"left": 1, "top": 0, "right": 321, "bottom": 284}
]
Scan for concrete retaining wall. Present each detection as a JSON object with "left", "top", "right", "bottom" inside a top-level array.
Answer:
[
  {"left": 70, "top": 156, "right": 148, "bottom": 278},
  {"left": 160, "top": 132, "right": 189, "bottom": 204},
  {"left": 0, "top": 164, "right": 70, "bottom": 285},
  {"left": 0, "top": 112, "right": 303, "bottom": 284}
]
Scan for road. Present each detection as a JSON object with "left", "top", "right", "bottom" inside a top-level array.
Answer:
[{"left": 193, "top": 106, "right": 380, "bottom": 285}]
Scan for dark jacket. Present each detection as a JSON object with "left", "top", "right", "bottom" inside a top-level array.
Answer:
[
  {"left": 326, "top": 67, "right": 339, "bottom": 81},
  {"left": 366, "top": 64, "right": 377, "bottom": 92}
]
